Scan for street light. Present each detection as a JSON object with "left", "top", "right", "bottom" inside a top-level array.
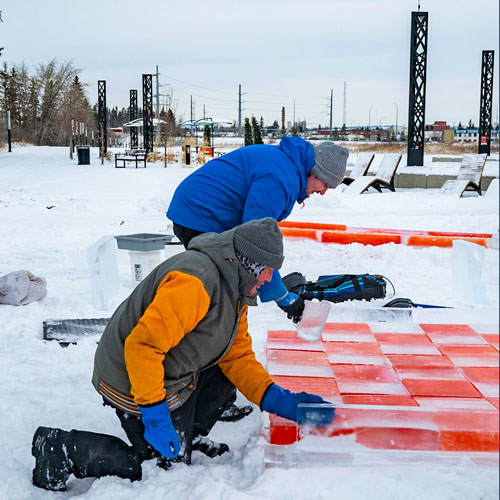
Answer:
[
  {"left": 379, "top": 117, "right": 386, "bottom": 128},
  {"left": 368, "top": 106, "right": 374, "bottom": 131}
]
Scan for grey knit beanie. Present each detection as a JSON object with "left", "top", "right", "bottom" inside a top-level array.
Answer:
[
  {"left": 233, "top": 218, "right": 284, "bottom": 270},
  {"left": 311, "top": 141, "right": 348, "bottom": 188}
]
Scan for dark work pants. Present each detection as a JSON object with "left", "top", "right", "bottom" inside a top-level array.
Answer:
[{"left": 115, "top": 365, "right": 236, "bottom": 465}]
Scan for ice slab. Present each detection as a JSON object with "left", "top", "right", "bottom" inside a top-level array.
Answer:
[
  {"left": 296, "top": 300, "right": 331, "bottom": 342},
  {"left": 322, "top": 332, "right": 377, "bottom": 343},
  {"left": 87, "top": 236, "right": 120, "bottom": 310},
  {"left": 369, "top": 322, "right": 424, "bottom": 334},
  {"left": 379, "top": 344, "right": 441, "bottom": 355},
  {"left": 414, "top": 397, "right": 497, "bottom": 410},
  {"left": 266, "top": 362, "right": 333, "bottom": 378},
  {"left": 336, "top": 380, "right": 409, "bottom": 396},
  {"left": 452, "top": 240, "right": 486, "bottom": 306}
]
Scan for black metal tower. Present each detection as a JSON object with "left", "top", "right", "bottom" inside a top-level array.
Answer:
[
  {"left": 478, "top": 50, "right": 495, "bottom": 155},
  {"left": 129, "top": 89, "right": 139, "bottom": 149},
  {"left": 142, "top": 74, "right": 154, "bottom": 155},
  {"left": 98, "top": 80, "right": 107, "bottom": 155},
  {"left": 407, "top": 11, "right": 428, "bottom": 166}
]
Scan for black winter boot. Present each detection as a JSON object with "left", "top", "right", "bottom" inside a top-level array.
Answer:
[
  {"left": 192, "top": 436, "right": 229, "bottom": 458},
  {"left": 218, "top": 402, "right": 253, "bottom": 422},
  {"left": 32, "top": 427, "right": 71, "bottom": 491},
  {"left": 32, "top": 426, "right": 142, "bottom": 491}
]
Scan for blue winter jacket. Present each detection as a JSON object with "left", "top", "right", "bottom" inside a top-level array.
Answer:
[{"left": 167, "top": 136, "right": 315, "bottom": 301}]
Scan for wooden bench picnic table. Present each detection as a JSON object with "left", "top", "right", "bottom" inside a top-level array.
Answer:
[{"left": 115, "top": 149, "right": 147, "bottom": 168}]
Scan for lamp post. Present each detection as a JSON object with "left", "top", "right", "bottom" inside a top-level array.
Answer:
[
  {"left": 368, "top": 105, "right": 374, "bottom": 131},
  {"left": 394, "top": 102, "right": 398, "bottom": 139}
]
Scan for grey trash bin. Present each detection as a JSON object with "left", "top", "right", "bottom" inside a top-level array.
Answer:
[{"left": 77, "top": 146, "right": 90, "bottom": 165}]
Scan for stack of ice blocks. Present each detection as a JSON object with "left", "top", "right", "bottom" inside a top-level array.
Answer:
[{"left": 265, "top": 317, "right": 499, "bottom": 458}]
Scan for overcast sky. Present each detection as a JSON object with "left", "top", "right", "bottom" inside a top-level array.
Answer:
[{"left": 2, "top": 0, "right": 499, "bottom": 128}]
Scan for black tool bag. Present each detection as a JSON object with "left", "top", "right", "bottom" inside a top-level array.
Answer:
[{"left": 282, "top": 272, "right": 387, "bottom": 303}]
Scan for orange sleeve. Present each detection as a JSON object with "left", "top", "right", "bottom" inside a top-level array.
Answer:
[
  {"left": 218, "top": 305, "right": 274, "bottom": 406},
  {"left": 124, "top": 271, "right": 210, "bottom": 406}
]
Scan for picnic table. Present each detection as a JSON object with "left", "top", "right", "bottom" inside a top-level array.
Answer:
[{"left": 115, "top": 149, "right": 147, "bottom": 168}]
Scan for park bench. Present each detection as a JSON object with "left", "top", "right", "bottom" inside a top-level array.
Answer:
[
  {"left": 342, "top": 152, "right": 375, "bottom": 185},
  {"left": 115, "top": 150, "right": 147, "bottom": 168},
  {"left": 440, "top": 154, "right": 487, "bottom": 196},
  {"left": 343, "top": 153, "right": 402, "bottom": 194}
]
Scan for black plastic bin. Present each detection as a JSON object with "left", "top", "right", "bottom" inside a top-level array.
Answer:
[{"left": 77, "top": 146, "right": 90, "bottom": 165}]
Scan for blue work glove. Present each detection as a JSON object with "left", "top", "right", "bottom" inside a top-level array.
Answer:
[
  {"left": 276, "top": 292, "right": 305, "bottom": 323},
  {"left": 139, "top": 400, "right": 181, "bottom": 459},
  {"left": 261, "top": 384, "right": 335, "bottom": 425}
]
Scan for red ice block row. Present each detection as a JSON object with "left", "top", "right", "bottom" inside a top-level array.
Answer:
[
  {"left": 321, "top": 231, "right": 401, "bottom": 246},
  {"left": 401, "top": 378, "right": 482, "bottom": 398},
  {"left": 406, "top": 235, "right": 488, "bottom": 248},
  {"left": 266, "top": 349, "right": 334, "bottom": 378},
  {"left": 324, "top": 342, "right": 383, "bottom": 355},
  {"left": 427, "top": 332, "right": 487, "bottom": 345},
  {"left": 300, "top": 408, "right": 499, "bottom": 452},
  {"left": 267, "top": 330, "right": 301, "bottom": 340}
]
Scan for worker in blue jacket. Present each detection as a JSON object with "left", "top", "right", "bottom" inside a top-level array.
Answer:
[
  {"left": 168, "top": 137, "right": 348, "bottom": 322},
  {"left": 167, "top": 137, "right": 347, "bottom": 423}
]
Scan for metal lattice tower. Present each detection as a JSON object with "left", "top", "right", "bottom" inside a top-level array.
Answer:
[
  {"left": 407, "top": 11, "right": 428, "bottom": 166},
  {"left": 478, "top": 50, "right": 495, "bottom": 155},
  {"left": 97, "top": 80, "right": 107, "bottom": 155},
  {"left": 129, "top": 90, "right": 139, "bottom": 149},
  {"left": 142, "top": 74, "right": 154, "bottom": 155}
]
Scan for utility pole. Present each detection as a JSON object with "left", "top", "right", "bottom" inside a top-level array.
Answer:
[
  {"left": 203, "top": 105, "right": 206, "bottom": 119},
  {"left": 7, "top": 109, "right": 12, "bottom": 152},
  {"left": 190, "top": 95, "right": 194, "bottom": 123},
  {"left": 329, "top": 89, "right": 333, "bottom": 136},
  {"left": 155, "top": 65, "right": 160, "bottom": 118},
  {"left": 343, "top": 81, "right": 347, "bottom": 126},
  {"left": 238, "top": 84, "right": 242, "bottom": 137}
]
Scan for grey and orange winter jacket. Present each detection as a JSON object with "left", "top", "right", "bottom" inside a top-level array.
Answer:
[{"left": 92, "top": 228, "right": 274, "bottom": 416}]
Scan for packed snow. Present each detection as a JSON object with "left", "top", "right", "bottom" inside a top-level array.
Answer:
[{"left": 0, "top": 145, "right": 498, "bottom": 500}]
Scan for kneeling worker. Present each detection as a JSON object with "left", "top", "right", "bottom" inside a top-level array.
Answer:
[{"left": 32, "top": 218, "right": 334, "bottom": 491}]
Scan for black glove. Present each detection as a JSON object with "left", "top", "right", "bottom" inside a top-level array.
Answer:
[{"left": 277, "top": 292, "right": 305, "bottom": 323}]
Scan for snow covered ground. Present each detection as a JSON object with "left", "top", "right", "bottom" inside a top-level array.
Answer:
[{"left": 0, "top": 146, "right": 498, "bottom": 499}]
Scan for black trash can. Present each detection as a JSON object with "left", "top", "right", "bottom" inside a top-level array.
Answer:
[{"left": 77, "top": 146, "right": 90, "bottom": 165}]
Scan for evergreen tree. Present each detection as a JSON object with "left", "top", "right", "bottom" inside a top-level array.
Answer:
[
  {"left": 340, "top": 123, "right": 348, "bottom": 141},
  {"left": 244, "top": 117, "right": 253, "bottom": 146},
  {"left": 251, "top": 116, "right": 263, "bottom": 144},
  {"left": 203, "top": 124, "right": 211, "bottom": 146}
]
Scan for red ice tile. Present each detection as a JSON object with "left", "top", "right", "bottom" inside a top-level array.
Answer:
[
  {"left": 267, "top": 338, "right": 325, "bottom": 352},
  {"left": 272, "top": 375, "right": 340, "bottom": 399},
  {"left": 331, "top": 365, "right": 400, "bottom": 382},
  {"left": 420, "top": 324, "right": 477, "bottom": 335},
  {"left": 268, "top": 414, "right": 296, "bottom": 445},
  {"left": 438, "top": 345, "right": 498, "bottom": 356},
  {"left": 324, "top": 342, "right": 383, "bottom": 355},
  {"left": 380, "top": 343, "right": 441, "bottom": 355},
  {"left": 487, "top": 398, "right": 499, "bottom": 409},
  {"left": 267, "top": 330, "right": 299, "bottom": 340},
  {"left": 401, "top": 379, "right": 481, "bottom": 398},
  {"left": 427, "top": 333, "right": 487, "bottom": 345},
  {"left": 414, "top": 397, "right": 497, "bottom": 410},
  {"left": 459, "top": 367, "right": 499, "bottom": 384},
  {"left": 341, "top": 394, "right": 418, "bottom": 406},
  {"left": 387, "top": 354, "right": 453, "bottom": 367},
  {"left": 336, "top": 379, "right": 408, "bottom": 396},
  {"left": 266, "top": 349, "right": 333, "bottom": 378},
  {"left": 481, "top": 334, "right": 500, "bottom": 348},
  {"left": 394, "top": 365, "right": 464, "bottom": 380},
  {"left": 374, "top": 333, "right": 433, "bottom": 344},
  {"left": 435, "top": 411, "right": 499, "bottom": 452},
  {"left": 470, "top": 383, "right": 500, "bottom": 399},
  {"left": 323, "top": 322, "right": 372, "bottom": 333}
]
